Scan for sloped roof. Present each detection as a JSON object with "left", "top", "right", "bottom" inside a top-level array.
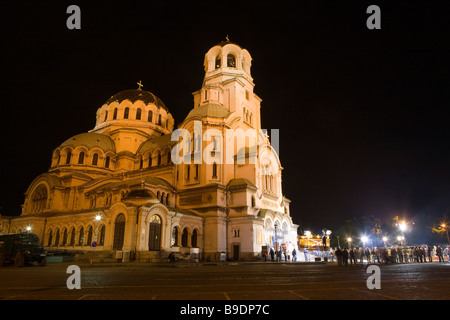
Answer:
[
  {"left": 185, "top": 103, "right": 231, "bottom": 121},
  {"left": 59, "top": 132, "right": 116, "bottom": 153},
  {"left": 136, "top": 134, "right": 176, "bottom": 154}
]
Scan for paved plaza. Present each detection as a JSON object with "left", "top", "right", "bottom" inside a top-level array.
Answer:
[{"left": 0, "top": 260, "right": 449, "bottom": 301}]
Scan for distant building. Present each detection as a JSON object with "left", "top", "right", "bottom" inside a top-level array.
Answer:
[{"left": 1, "top": 40, "right": 298, "bottom": 262}]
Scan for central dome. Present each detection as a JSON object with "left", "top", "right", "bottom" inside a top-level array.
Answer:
[{"left": 105, "top": 89, "right": 167, "bottom": 111}]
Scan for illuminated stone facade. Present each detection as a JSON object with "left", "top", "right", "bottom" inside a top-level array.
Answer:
[{"left": 0, "top": 41, "right": 299, "bottom": 262}]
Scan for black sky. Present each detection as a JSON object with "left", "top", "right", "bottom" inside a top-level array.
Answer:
[{"left": 1, "top": 1, "right": 449, "bottom": 231}]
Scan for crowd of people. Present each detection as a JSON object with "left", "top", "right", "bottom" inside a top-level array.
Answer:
[{"left": 330, "top": 245, "right": 450, "bottom": 266}]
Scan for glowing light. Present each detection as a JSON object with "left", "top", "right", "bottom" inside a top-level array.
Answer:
[
  {"left": 399, "top": 222, "right": 407, "bottom": 232},
  {"left": 95, "top": 215, "right": 102, "bottom": 221},
  {"left": 347, "top": 237, "right": 352, "bottom": 242},
  {"left": 361, "top": 236, "right": 368, "bottom": 243},
  {"left": 382, "top": 236, "right": 388, "bottom": 242},
  {"left": 26, "top": 226, "right": 32, "bottom": 232}
]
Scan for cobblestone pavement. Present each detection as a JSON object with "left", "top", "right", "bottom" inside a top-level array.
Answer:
[{"left": 0, "top": 261, "right": 449, "bottom": 301}]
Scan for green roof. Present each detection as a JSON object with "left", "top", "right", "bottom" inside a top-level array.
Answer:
[
  {"left": 88, "top": 175, "right": 172, "bottom": 193},
  {"left": 136, "top": 134, "right": 176, "bottom": 154},
  {"left": 185, "top": 103, "right": 231, "bottom": 121},
  {"left": 227, "top": 178, "right": 256, "bottom": 188},
  {"left": 59, "top": 132, "right": 116, "bottom": 153}
]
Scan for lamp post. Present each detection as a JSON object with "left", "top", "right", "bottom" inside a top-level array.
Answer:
[
  {"left": 347, "top": 237, "right": 352, "bottom": 249},
  {"left": 398, "top": 221, "right": 407, "bottom": 248},
  {"left": 382, "top": 236, "right": 388, "bottom": 247},
  {"left": 362, "top": 236, "right": 368, "bottom": 248},
  {"left": 305, "top": 231, "right": 311, "bottom": 248}
]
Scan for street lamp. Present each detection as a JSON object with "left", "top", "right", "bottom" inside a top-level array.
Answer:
[
  {"left": 361, "top": 236, "right": 368, "bottom": 248},
  {"left": 398, "top": 221, "right": 407, "bottom": 247},
  {"left": 305, "top": 231, "right": 311, "bottom": 248},
  {"left": 26, "top": 226, "right": 32, "bottom": 232},
  {"left": 382, "top": 236, "right": 388, "bottom": 247},
  {"left": 347, "top": 237, "right": 352, "bottom": 248}
]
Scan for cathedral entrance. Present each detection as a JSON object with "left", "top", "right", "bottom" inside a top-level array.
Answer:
[
  {"left": 148, "top": 215, "right": 161, "bottom": 251},
  {"left": 113, "top": 213, "right": 126, "bottom": 250},
  {"left": 232, "top": 245, "right": 240, "bottom": 260}
]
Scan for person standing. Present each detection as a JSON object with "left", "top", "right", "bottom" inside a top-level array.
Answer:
[
  {"left": 292, "top": 248, "right": 297, "bottom": 262},
  {"left": 374, "top": 247, "right": 381, "bottom": 263},
  {"left": 349, "top": 248, "right": 356, "bottom": 264},
  {"left": 329, "top": 247, "right": 335, "bottom": 262},
  {"left": 391, "top": 247, "right": 397, "bottom": 263},
  {"left": 427, "top": 245, "right": 433, "bottom": 262},
  {"left": 342, "top": 248, "right": 349, "bottom": 266},
  {"left": 419, "top": 246, "right": 424, "bottom": 263},
  {"left": 358, "top": 247, "right": 364, "bottom": 263},
  {"left": 365, "top": 247, "right": 371, "bottom": 264},
  {"left": 437, "top": 246, "right": 444, "bottom": 262},
  {"left": 270, "top": 248, "right": 275, "bottom": 261},
  {"left": 336, "top": 247, "right": 342, "bottom": 266}
]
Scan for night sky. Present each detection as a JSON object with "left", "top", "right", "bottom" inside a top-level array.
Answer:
[{"left": 2, "top": 1, "right": 449, "bottom": 232}]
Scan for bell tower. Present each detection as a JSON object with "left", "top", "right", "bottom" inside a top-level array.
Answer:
[{"left": 192, "top": 38, "right": 262, "bottom": 132}]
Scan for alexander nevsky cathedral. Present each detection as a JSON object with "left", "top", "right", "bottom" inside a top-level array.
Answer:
[{"left": 1, "top": 40, "right": 299, "bottom": 262}]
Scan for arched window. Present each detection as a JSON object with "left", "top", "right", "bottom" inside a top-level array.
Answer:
[
  {"left": 62, "top": 228, "right": 68, "bottom": 246},
  {"left": 70, "top": 227, "right": 76, "bottom": 246},
  {"left": 104, "top": 110, "right": 108, "bottom": 122},
  {"left": 136, "top": 108, "right": 142, "bottom": 120},
  {"left": 158, "top": 114, "right": 162, "bottom": 125},
  {"left": 191, "top": 229, "right": 198, "bottom": 248},
  {"left": 31, "top": 185, "right": 48, "bottom": 213},
  {"left": 113, "top": 108, "right": 118, "bottom": 120},
  {"left": 86, "top": 226, "right": 93, "bottom": 246},
  {"left": 105, "top": 156, "right": 110, "bottom": 168},
  {"left": 124, "top": 107, "right": 129, "bottom": 119},
  {"left": 252, "top": 195, "right": 256, "bottom": 207},
  {"left": 47, "top": 230, "right": 53, "bottom": 247},
  {"left": 55, "top": 229, "right": 60, "bottom": 247},
  {"left": 139, "top": 158, "right": 143, "bottom": 169},
  {"left": 227, "top": 54, "right": 236, "bottom": 67},
  {"left": 98, "top": 225, "right": 105, "bottom": 246},
  {"left": 182, "top": 228, "right": 189, "bottom": 247},
  {"left": 172, "top": 227, "right": 179, "bottom": 246},
  {"left": 148, "top": 110, "right": 153, "bottom": 122},
  {"left": 195, "top": 164, "right": 199, "bottom": 180},
  {"left": 92, "top": 153, "right": 98, "bottom": 166},
  {"left": 78, "top": 227, "right": 84, "bottom": 246},
  {"left": 113, "top": 214, "right": 126, "bottom": 250},
  {"left": 66, "top": 150, "right": 72, "bottom": 164},
  {"left": 148, "top": 215, "right": 162, "bottom": 251},
  {"left": 215, "top": 55, "right": 221, "bottom": 69},
  {"left": 157, "top": 152, "right": 161, "bottom": 166},
  {"left": 212, "top": 163, "right": 218, "bottom": 178},
  {"left": 78, "top": 152, "right": 85, "bottom": 164}
]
